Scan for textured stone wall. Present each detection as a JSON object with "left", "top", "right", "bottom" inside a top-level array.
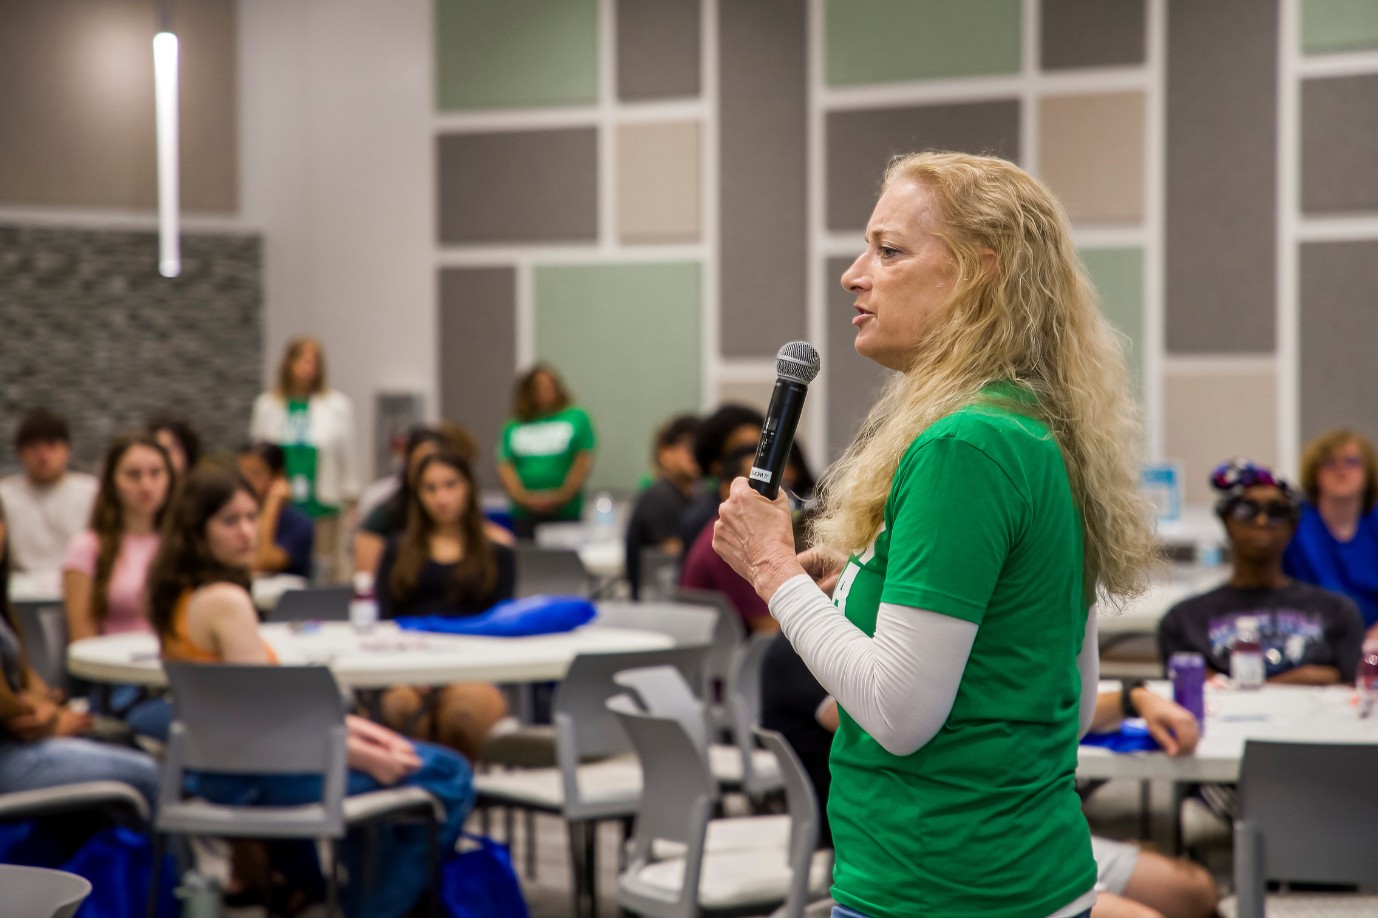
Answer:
[{"left": 0, "top": 225, "right": 262, "bottom": 474}]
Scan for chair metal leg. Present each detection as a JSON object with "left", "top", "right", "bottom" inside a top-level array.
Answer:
[
  {"left": 427, "top": 816, "right": 441, "bottom": 918},
  {"left": 583, "top": 820, "right": 599, "bottom": 918},
  {"left": 145, "top": 832, "right": 164, "bottom": 918},
  {"left": 326, "top": 838, "right": 341, "bottom": 918},
  {"left": 504, "top": 805, "right": 515, "bottom": 846},
  {"left": 568, "top": 820, "right": 594, "bottom": 918},
  {"left": 524, "top": 809, "right": 537, "bottom": 879}
]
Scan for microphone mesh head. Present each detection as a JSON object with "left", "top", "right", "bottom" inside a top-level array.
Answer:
[{"left": 776, "top": 341, "right": 821, "bottom": 385}]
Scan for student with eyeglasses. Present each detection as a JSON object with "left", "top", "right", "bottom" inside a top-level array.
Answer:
[
  {"left": 1284, "top": 429, "right": 1378, "bottom": 630},
  {"left": 1158, "top": 458, "right": 1364, "bottom": 685}
]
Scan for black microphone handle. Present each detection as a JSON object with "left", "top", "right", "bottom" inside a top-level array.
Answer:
[{"left": 747, "top": 378, "right": 808, "bottom": 500}]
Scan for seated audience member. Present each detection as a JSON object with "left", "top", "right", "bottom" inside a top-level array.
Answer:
[
  {"left": 237, "top": 442, "right": 314, "bottom": 579},
  {"left": 1159, "top": 458, "right": 1364, "bottom": 684},
  {"left": 147, "top": 415, "right": 202, "bottom": 477},
  {"left": 374, "top": 452, "right": 512, "bottom": 761},
  {"left": 625, "top": 414, "right": 700, "bottom": 599},
  {"left": 678, "top": 404, "right": 764, "bottom": 550},
  {"left": 0, "top": 500, "right": 160, "bottom": 812},
  {"left": 761, "top": 626, "right": 1217, "bottom": 918},
  {"left": 0, "top": 409, "right": 98, "bottom": 573},
  {"left": 680, "top": 446, "right": 779, "bottom": 633},
  {"left": 148, "top": 466, "right": 473, "bottom": 918},
  {"left": 1285, "top": 429, "right": 1378, "bottom": 629}
]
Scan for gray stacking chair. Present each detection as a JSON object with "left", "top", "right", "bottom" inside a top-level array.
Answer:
[
  {"left": 0, "top": 864, "right": 93, "bottom": 918},
  {"left": 1220, "top": 740, "right": 1378, "bottom": 918},
  {"left": 513, "top": 546, "right": 591, "bottom": 597},
  {"left": 151, "top": 663, "right": 444, "bottom": 917},
  {"left": 13, "top": 599, "right": 70, "bottom": 692},
  {"left": 0, "top": 780, "right": 149, "bottom": 827},
  {"left": 725, "top": 632, "right": 786, "bottom": 802},
  {"left": 607, "top": 694, "right": 830, "bottom": 918},
  {"left": 592, "top": 599, "right": 718, "bottom": 648},
  {"left": 672, "top": 588, "right": 746, "bottom": 729},
  {"left": 269, "top": 585, "right": 353, "bottom": 623},
  {"left": 637, "top": 548, "right": 682, "bottom": 601},
  {"left": 473, "top": 645, "right": 708, "bottom": 918}
]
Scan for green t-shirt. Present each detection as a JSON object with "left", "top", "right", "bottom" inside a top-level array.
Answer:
[
  {"left": 281, "top": 399, "right": 335, "bottom": 518},
  {"left": 827, "top": 392, "right": 1095, "bottom": 918},
  {"left": 498, "top": 406, "right": 597, "bottom": 520}
]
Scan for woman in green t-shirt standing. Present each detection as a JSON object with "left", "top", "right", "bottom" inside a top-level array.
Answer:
[
  {"left": 498, "top": 365, "right": 597, "bottom": 540},
  {"left": 714, "top": 152, "right": 1157, "bottom": 918},
  {"left": 250, "top": 336, "right": 358, "bottom": 582}
]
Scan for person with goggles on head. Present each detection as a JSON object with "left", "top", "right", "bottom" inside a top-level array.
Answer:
[{"left": 1158, "top": 458, "right": 1364, "bottom": 685}]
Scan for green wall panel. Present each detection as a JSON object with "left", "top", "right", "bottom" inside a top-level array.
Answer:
[
  {"left": 1080, "top": 247, "right": 1145, "bottom": 397},
  {"left": 1302, "top": 0, "right": 1378, "bottom": 53},
  {"left": 825, "top": 0, "right": 1021, "bottom": 85},
  {"left": 534, "top": 262, "right": 702, "bottom": 490},
  {"left": 436, "top": 0, "right": 598, "bottom": 110}
]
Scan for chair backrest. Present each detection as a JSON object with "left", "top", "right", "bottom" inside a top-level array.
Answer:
[
  {"left": 270, "top": 586, "right": 352, "bottom": 623},
  {"left": 0, "top": 864, "right": 93, "bottom": 918},
  {"left": 637, "top": 547, "right": 681, "bottom": 601},
  {"left": 607, "top": 694, "right": 715, "bottom": 907},
  {"left": 163, "top": 663, "right": 347, "bottom": 774},
  {"left": 754, "top": 727, "right": 821, "bottom": 918},
  {"left": 1234, "top": 739, "right": 1378, "bottom": 916},
  {"left": 725, "top": 632, "right": 777, "bottom": 793},
  {"left": 593, "top": 600, "right": 718, "bottom": 648},
  {"left": 673, "top": 588, "right": 745, "bottom": 689},
  {"left": 11, "top": 600, "right": 69, "bottom": 692},
  {"left": 514, "top": 546, "right": 590, "bottom": 598},
  {"left": 613, "top": 665, "right": 712, "bottom": 759}
]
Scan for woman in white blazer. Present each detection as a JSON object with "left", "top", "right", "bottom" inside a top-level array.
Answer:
[{"left": 250, "top": 337, "right": 358, "bottom": 581}]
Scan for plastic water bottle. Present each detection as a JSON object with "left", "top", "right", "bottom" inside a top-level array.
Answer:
[
  {"left": 1358, "top": 639, "right": 1378, "bottom": 718},
  {"left": 176, "top": 871, "right": 222, "bottom": 918},
  {"left": 1230, "top": 615, "right": 1265, "bottom": 690},
  {"left": 350, "top": 571, "right": 378, "bottom": 634},
  {"left": 593, "top": 491, "right": 616, "bottom": 537}
]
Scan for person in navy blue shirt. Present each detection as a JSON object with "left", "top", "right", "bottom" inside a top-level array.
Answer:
[
  {"left": 1285, "top": 430, "right": 1378, "bottom": 630},
  {"left": 237, "top": 441, "right": 315, "bottom": 580}
]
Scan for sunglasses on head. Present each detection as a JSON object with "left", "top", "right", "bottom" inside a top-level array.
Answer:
[{"left": 1224, "top": 499, "right": 1295, "bottom": 526}]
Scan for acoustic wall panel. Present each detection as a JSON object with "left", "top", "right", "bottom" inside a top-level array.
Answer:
[
  {"left": 534, "top": 262, "right": 701, "bottom": 491},
  {"left": 1165, "top": 368, "right": 1278, "bottom": 506},
  {"left": 824, "top": 0, "right": 1021, "bottom": 85},
  {"left": 618, "top": 121, "right": 701, "bottom": 243},
  {"left": 1302, "top": 0, "right": 1378, "bottom": 53},
  {"left": 438, "top": 266, "right": 518, "bottom": 489},
  {"left": 1301, "top": 75, "right": 1378, "bottom": 214},
  {"left": 1165, "top": 0, "right": 1277, "bottom": 354},
  {"left": 616, "top": 0, "right": 701, "bottom": 100},
  {"left": 1080, "top": 247, "right": 1145, "bottom": 395},
  {"left": 435, "top": 0, "right": 598, "bottom": 110},
  {"left": 1040, "top": 0, "right": 1146, "bottom": 70},
  {"left": 0, "top": 0, "right": 238, "bottom": 212},
  {"left": 437, "top": 128, "right": 598, "bottom": 244},
  {"left": 824, "top": 256, "right": 892, "bottom": 462},
  {"left": 1039, "top": 93, "right": 1146, "bottom": 223},
  {"left": 1300, "top": 241, "right": 1378, "bottom": 447},
  {"left": 826, "top": 101, "right": 1021, "bottom": 232},
  {"left": 719, "top": 0, "right": 808, "bottom": 357}
]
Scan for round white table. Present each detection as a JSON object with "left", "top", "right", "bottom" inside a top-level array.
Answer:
[
  {"left": 66, "top": 621, "right": 675, "bottom": 689},
  {"left": 1079, "top": 682, "right": 1378, "bottom": 783}
]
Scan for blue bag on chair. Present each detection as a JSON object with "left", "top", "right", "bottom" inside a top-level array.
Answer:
[
  {"left": 62, "top": 825, "right": 178, "bottom": 918},
  {"left": 396, "top": 595, "right": 596, "bottom": 638},
  {"left": 441, "top": 833, "right": 529, "bottom": 918}
]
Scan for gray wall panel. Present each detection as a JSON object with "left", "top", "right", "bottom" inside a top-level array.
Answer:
[
  {"left": 1302, "top": 74, "right": 1378, "bottom": 214},
  {"left": 824, "top": 256, "right": 892, "bottom": 463},
  {"left": 1041, "top": 0, "right": 1146, "bottom": 70},
  {"left": 1300, "top": 241, "right": 1378, "bottom": 447},
  {"left": 719, "top": 0, "right": 808, "bottom": 358},
  {"left": 439, "top": 267, "right": 518, "bottom": 488},
  {"left": 826, "top": 101, "right": 1021, "bottom": 232},
  {"left": 437, "top": 129, "right": 597, "bottom": 244},
  {"left": 617, "top": 0, "right": 701, "bottom": 100},
  {"left": 1165, "top": 0, "right": 1277, "bottom": 353}
]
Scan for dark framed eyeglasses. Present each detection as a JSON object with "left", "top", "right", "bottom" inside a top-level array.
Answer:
[{"left": 1225, "top": 499, "right": 1294, "bottom": 526}]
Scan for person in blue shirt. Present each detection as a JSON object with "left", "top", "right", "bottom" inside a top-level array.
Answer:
[
  {"left": 237, "top": 441, "right": 315, "bottom": 580},
  {"left": 1284, "top": 429, "right": 1378, "bottom": 630}
]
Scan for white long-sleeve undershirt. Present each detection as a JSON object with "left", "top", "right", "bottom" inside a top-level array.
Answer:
[{"left": 767, "top": 573, "right": 1100, "bottom": 756}]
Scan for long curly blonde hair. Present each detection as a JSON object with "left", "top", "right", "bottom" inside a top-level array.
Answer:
[{"left": 810, "top": 152, "right": 1157, "bottom": 602}]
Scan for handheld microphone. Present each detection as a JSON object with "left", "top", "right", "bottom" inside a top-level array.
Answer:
[{"left": 747, "top": 341, "right": 821, "bottom": 500}]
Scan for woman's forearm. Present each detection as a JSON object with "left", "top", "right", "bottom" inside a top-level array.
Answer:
[{"left": 768, "top": 574, "right": 975, "bottom": 756}]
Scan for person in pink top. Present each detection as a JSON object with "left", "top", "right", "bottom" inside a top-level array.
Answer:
[{"left": 63, "top": 433, "right": 174, "bottom": 640}]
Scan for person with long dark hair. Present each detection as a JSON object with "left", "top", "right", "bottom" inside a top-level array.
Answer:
[
  {"left": 236, "top": 441, "right": 314, "bottom": 579},
  {"left": 374, "top": 452, "right": 513, "bottom": 760},
  {"left": 497, "top": 364, "right": 596, "bottom": 539},
  {"left": 148, "top": 466, "right": 473, "bottom": 918}
]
